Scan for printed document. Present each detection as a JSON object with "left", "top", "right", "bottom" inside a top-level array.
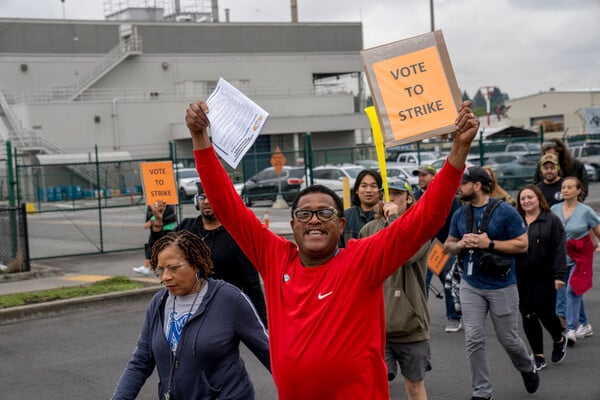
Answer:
[{"left": 206, "top": 78, "right": 269, "bottom": 168}]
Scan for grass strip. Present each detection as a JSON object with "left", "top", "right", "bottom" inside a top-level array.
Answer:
[{"left": 0, "top": 276, "right": 146, "bottom": 309}]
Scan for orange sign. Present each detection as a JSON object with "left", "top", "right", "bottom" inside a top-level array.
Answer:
[
  {"left": 361, "top": 30, "right": 462, "bottom": 146},
  {"left": 427, "top": 238, "right": 450, "bottom": 276},
  {"left": 270, "top": 146, "right": 286, "bottom": 176},
  {"left": 140, "top": 161, "right": 179, "bottom": 205}
]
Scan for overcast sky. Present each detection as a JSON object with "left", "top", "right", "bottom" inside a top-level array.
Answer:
[{"left": 0, "top": 0, "right": 598, "bottom": 100}]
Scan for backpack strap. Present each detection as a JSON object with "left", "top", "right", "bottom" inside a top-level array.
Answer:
[
  {"left": 479, "top": 198, "right": 501, "bottom": 233},
  {"left": 464, "top": 198, "right": 502, "bottom": 234}
]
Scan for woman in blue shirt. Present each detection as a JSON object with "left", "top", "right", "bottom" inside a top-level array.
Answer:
[{"left": 551, "top": 177, "right": 600, "bottom": 345}]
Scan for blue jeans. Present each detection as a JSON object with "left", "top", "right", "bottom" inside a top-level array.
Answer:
[
  {"left": 562, "top": 264, "right": 588, "bottom": 330},
  {"left": 426, "top": 255, "right": 461, "bottom": 321}
]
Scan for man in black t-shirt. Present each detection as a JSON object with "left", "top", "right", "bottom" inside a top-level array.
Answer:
[{"left": 536, "top": 154, "right": 563, "bottom": 206}]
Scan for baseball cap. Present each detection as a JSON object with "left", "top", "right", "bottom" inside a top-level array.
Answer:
[
  {"left": 461, "top": 166, "right": 492, "bottom": 190},
  {"left": 540, "top": 153, "right": 559, "bottom": 166},
  {"left": 412, "top": 164, "right": 437, "bottom": 176},
  {"left": 387, "top": 177, "right": 412, "bottom": 194}
]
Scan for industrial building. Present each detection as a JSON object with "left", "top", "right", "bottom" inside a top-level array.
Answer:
[{"left": 0, "top": 0, "right": 370, "bottom": 167}]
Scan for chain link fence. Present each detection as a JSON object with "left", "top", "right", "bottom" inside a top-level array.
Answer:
[
  {"left": 5, "top": 132, "right": 597, "bottom": 260},
  {"left": 0, "top": 204, "right": 30, "bottom": 273},
  {"left": 13, "top": 148, "right": 175, "bottom": 259}
]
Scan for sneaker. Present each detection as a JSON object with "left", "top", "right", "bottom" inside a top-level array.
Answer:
[
  {"left": 551, "top": 334, "right": 568, "bottom": 363},
  {"left": 534, "top": 355, "right": 546, "bottom": 371},
  {"left": 471, "top": 396, "right": 493, "bottom": 400},
  {"left": 566, "top": 329, "right": 577, "bottom": 346},
  {"left": 575, "top": 323, "right": 593, "bottom": 339},
  {"left": 521, "top": 368, "right": 540, "bottom": 394},
  {"left": 445, "top": 319, "right": 462, "bottom": 333},
  {"left": 132, "top": 265, "right": 151, "bottom": 276}
]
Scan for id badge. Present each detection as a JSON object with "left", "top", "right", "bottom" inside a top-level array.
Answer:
[{"left": 467, "top": 250, "right": 474, "bottom": 276}]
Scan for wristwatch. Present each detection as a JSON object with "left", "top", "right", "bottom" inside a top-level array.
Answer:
[{"left": 488, "top": 240, "right": 495, "bottom": 250}]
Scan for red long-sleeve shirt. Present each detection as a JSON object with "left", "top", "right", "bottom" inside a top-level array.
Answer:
[{"left": 195, "top": 148, "right": 462, "bottom": 399}]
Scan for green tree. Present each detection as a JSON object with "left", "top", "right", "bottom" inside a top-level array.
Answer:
[
  {"left": 473, "top": 89, "right": 486, "bottom": 108},
  {"left": 462, "top": 90, "right": 471, "bottom": 101}
]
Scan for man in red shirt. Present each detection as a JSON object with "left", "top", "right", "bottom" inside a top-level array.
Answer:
[{"left": 184, "top": 99, "right": 479, "bottom": 399}]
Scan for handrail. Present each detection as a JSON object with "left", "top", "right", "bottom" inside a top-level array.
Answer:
[
  {"left": 66, "top": 36, "right": 143, "bottom": 101},
  {"left": 4, "top": 84, "right": 351, "bottom": 104},
  {"left": 0, "top": 90, "right": 25, "bottom": 147}
]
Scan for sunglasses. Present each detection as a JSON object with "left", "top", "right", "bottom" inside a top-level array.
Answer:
[{"left": 293, "top": 207, "right": 338, "bottom": 223}]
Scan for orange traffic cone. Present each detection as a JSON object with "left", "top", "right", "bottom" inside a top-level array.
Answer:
[{"left": 264, "top": 210, "right": 269, "bottom": 229}]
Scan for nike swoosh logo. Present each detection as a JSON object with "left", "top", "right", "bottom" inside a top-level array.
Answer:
[{"left": 318, "top": 291, "right": 333, "bottom": 300}]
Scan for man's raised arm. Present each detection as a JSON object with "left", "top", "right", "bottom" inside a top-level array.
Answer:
[
  {"left": 447, "top": 100, "right": 479, "bottom": 169},
  {"left": 186, "top": 101, "right": 212, "bottom": 150}
]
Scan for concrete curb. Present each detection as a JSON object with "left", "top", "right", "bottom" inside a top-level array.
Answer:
[
  {"left": 1, "top": 264, "right": 64, "bottom": 283},
  {"left": 0, "top": 285, "right": 161, "bottom": 326}
]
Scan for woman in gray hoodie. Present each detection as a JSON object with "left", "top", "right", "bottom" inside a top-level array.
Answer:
[{"left": 112, "top": 230, "right": 270, "bottom": 400}]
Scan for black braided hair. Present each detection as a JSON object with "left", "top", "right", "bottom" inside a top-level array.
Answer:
[{"left": 150, "top": 231, "right": 214, "bottom": 279}]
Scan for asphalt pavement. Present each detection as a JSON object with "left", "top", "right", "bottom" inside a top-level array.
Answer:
[{"left": 1, "top": 200, "right": 600, "bottom": 398}]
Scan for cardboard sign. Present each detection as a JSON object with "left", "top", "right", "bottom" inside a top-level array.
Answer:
[
  {"left": 427, "top": 238, "right": 450, "bottom": 276},
  {"left": 140, "top": 161, "right": 179, "bottom": 205},
  {"left": 361, "top": 30, "right": 462, "bottom": 146}
]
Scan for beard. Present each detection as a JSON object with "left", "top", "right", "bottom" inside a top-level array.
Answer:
[
  {"left": 460, "top": 192, "right": 475, "bottom": 203},
  {"left": 202, "top": 210, "right": 216, "bottom": 222}
]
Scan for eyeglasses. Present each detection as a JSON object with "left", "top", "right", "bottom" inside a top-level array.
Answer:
[
  {"left": 196, "top": 194, "right": 206, "bottom": 202},
  {"left": 293, "top": 207, "right": 338, "bottom": 223},
  {"left": 154, "top": 262, "right": 188, "bottom": 277}
]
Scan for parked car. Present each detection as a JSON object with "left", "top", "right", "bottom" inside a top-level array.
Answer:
[
  {"left": 570, "top": 141, "right": 600, "bottom": 181},
  {"left": 431, "top": 157, "right": 475, "bottom": 172},
  {"left": 483, "top": 153, "right": 539, "bottom": 189},
  {"left": 240, "top": 166, "right": 306, "bottom": 206},
  {"left": 385, "top": 151, "right": 437, "bottom": 165},
  {"left": 311, "top": 164, "right": 365, "bottom": 196},
  {"left": 504, "top": 142, "right": 541, "bottom": 154},
  {"left": 584, "top": 163, "right": 599, "bottom": 182},
  {"left": 176, "top": 168, "right": 201, "bottom": 199},
  {"left": 353, "top": 159, "right": 381, "bottom": 169},
  {"left": 379, "top": 162, "right": 419, "bottom": 192}
]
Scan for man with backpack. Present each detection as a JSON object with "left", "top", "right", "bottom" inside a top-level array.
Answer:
[{"left": 443, "top": 166, "right": 537, "bottom": 400}]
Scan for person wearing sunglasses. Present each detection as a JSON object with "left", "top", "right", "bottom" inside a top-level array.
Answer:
[
  {"left": 148, "top": 184, "right": 267, "bottom": 327},
  {"left": 185, "top": 99, "right": 479, "bottom": 399},
  {"left": 359, "top": 178, "right": 433, "bottom": 400},
  {"left": 112, "top": 230, "right": 270, "bottom": 400}
]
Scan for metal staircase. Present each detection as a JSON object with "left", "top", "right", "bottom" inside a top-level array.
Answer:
[
  {"left": 0, "top": 33, "right": 142, "bottom": 159},
  {"left": 58, "top": 35, "right": 143, "bottom": 102}
]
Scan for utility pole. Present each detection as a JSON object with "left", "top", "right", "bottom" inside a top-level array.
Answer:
[
  {"left": 291, "top": 0, "right": 298, "bottom": 23},
  {"left": 429, "top": 0, "right": 435, "bottom": 32},
  {"left": 480, "top": 85, "right": 496, "bottom": 126}
]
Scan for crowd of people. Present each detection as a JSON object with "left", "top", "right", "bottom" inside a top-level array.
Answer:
[{"left": 113, "top": 100, "right": 598, "bottom": 400}]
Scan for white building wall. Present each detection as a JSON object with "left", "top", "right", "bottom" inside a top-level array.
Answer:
[{"left": 507, "top": 91, "right": 600, "bottom": 135}]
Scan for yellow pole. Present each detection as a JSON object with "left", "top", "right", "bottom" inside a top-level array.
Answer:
[{"left": 365, "top": 106, "right": 389, "bottom": 202}]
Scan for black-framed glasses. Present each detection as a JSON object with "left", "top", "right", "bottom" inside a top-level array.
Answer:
[
  {"left": 196, "top": 194, "right": 206, "bottom": 202},
  {"left": 293, "top": 207, "right": 338, "bottom": 223},
  {"left": 154, "top": 262, "right": 187, "bottom": 277}
]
